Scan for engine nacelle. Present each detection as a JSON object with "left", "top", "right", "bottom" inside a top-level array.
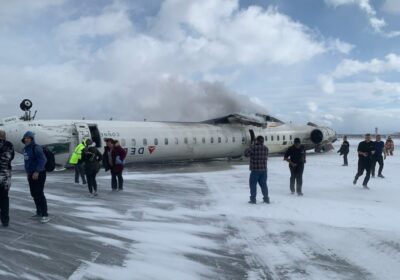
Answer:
[{"left": 310, "top": 129, "right": 323, "bottom": 144}]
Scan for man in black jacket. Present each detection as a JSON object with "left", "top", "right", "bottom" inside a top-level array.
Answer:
[
  {"left": 353, "top": 134, "right": 375, "bottom": 189},
  {"left": 338, "top": 136, "right": 350, "bottom": 166},
  {"left": 0, "top": 130, "right": 15, "bottom": 227},
  {"left": 284, "top": 138, "right": 306, "bottom": 196}
]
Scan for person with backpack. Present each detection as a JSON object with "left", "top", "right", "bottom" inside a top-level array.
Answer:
[
  {"left": 22, "top": 131, "right": 50, "bottom": 223},
  {"left": 82, "top": 142, "right": 102, "bottom": 197},
  {"left": 69, "top": 139, "right": 91, "bottom": 185},
  {"left": 0, "top": 130, "right": 14, "bottom": 227}
]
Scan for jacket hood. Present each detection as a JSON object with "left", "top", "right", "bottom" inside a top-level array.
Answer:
[{"left": 21, "top": 131, "right": 35, "bottom": 144}]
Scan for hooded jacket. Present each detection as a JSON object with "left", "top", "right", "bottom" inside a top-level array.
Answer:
[
  {"left": 82, "top": 146, "right": 102, "bottom": 173},
  {"left": 69, "top": 139, "right": 89, "bottom": 165},
  {"left": 22, "top": 131, "right": 47, "bottom": 174}
]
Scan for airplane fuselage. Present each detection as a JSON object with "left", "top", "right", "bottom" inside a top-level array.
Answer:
[{"left": 1, "top": 115, "right": 336, "bottom": 166}]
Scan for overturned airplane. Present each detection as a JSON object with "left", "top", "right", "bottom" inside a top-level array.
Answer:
[{"left": 1, "top": 100, "right": 337, "bottom": 166}]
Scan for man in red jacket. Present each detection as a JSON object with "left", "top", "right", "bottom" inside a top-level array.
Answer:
[{"left": 111, "top": 140, "right": 127, "bottom": 191}]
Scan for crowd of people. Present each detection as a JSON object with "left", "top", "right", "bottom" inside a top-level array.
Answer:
[
  {"left": 0, "top": 130, "right": 127, "bottom": 226},
  {"left": 0, "top": 129, "right": 395, "bottom": 225},
  {"left": 69, "top": 137, "right": 127, "bottom": 196},
  {"left": 245, "top": 133, "right": 394, "bottom": 203}
]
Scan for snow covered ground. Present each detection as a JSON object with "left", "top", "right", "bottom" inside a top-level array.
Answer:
[{"left": 1, "top": 139, "right": 400, "bottom": 279}]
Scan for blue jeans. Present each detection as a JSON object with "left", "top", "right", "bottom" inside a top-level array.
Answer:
[{"left": 249, "top": 171, "right": 269, "bottom": 202}]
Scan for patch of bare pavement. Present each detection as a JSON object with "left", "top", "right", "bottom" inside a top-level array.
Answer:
[{"left": 0, "top": 162, "right": 399, "bottom": 279}]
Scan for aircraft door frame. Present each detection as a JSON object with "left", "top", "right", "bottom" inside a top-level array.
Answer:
[
  {"left": 74, "top": 122, "right": 91, "bottom": 144},
  {"left": 249, "top": 129, "right": 255, "bottom": 145}
]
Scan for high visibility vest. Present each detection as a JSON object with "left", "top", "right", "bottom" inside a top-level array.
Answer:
[{"left": 69, "top": 143, "right": 86, "bottom": 165}]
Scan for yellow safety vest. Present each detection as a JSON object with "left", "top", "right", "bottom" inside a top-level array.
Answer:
[{"left": 69, "top": 142, "right": 86, "bottom": 165}]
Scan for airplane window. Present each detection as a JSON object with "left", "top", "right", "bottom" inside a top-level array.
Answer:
[
  {"left": 283, "top": 135, "right": 286, "bottom": 141},
  {"left": 154, "top": 138, "right": 158, "bottom": 145},
  {"left": 242, "top": 137, "right": 245, "bottom": 144},
  {"left": 121, "top": 139, "right": 126, "bottom": 147},
  {"left": 132, "top": 139, "right": 136, "bottom": 146},
  {"left": 271, "top": 135, "right": 274, "bottom": 141},
  {"left": 193, "top": 137, "right": 197, "bottom": 144},
  {"left": 211, "top": 137, "right": 214, "bottom": 144},
  {"left": 218, "top": 137, "right": 221, "bottom": 143},
  {"left": 143, "top": 138, "right": 147, "bottom": 145},
  {"left": 165, "top": 138, "right": 168, "bottom": 145},
  {"left": 290, "top": 135, "right": 293, "bottom": 140},
  {"left": 277, "top": 135, "right": 280, "bottom": 141},
  {"left": 202, "top": 137, "right": 206, "bottom": 144},
  {"left": 184, "top": 137, "right": 188, "bottom": 144},
  {"left": 175, "top": 137, "right": 179, "bottom": 144},
  {"left": 232, "top": 137, "right": 235, "bottom": 143},
  {"left": 265, "top": 136, "right": 268, "bottom": 142}
]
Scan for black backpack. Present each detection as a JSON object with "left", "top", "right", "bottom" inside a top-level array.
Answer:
[{"left": 33, "top": 145, "right": 56, "bottom": 172}]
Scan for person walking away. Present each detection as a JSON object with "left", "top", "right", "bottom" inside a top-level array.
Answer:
[
  {"left": 244, "top": 135, "right": 270, "bottom": 204},
  {"left": 284, "top": 138, "right": 306, "bottom": 196},
  {"left": 111, "top": 140, "right": 127, "bottom": 191},
  {"left": 69, "top": 139, "right": 91, "bottom": 185},
  {"left": 0, "top": 130, "right": 14, "bottom": 227},
  {"left": 102, "top": 138, "right": 114, "bottom": 189},
  {"left": 384, "top": 136, "right": 394, "bottom": 158},
  {"left": 353, "top": 134, "right": 375, "bottom": 189},
  {"left": 82, "top": 142, "right": 102, "bottom": 197},
  {"left": 371, "top": 135, "right": 385, "bottom": 178},
  {"left": 22, "top": 131, "right": 50, "bottom": 223},
  {"left": 338, "top": 136, "right": 350, "bottom": 166}
]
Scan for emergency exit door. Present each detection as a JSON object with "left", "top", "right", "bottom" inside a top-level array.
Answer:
[{"left": 74, "top": 123, "right": 91, "bottom": 144}]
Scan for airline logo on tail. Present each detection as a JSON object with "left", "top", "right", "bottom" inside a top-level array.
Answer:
[{"left": 148, "top": 146, "right": 156, "bottom": 154}]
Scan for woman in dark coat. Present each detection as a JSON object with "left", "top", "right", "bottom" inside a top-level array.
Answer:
[
  {"left": 111, "top": 140, "right": 127, "bottom": 191},
  {"left": 82, "top": 144, "right": 102, "bottom": 196}
]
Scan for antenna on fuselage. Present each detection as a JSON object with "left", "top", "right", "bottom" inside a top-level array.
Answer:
[{"left": 19, "top": 99, "right": 33, "bottom": 121}]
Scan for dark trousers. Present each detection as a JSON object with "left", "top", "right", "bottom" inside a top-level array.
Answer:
[
  {"left": 111, "top": 171, "right": 123, "bottom": 190},
  {"left": 0, "top": 188, "right": 9, "bottom": 225},
  {"left": 86, "top": 170, "right": 98, "bottom": 193},
  {"left": 371, "top": 155, "right": 384, "bottom": 176},
  {"left": 75, "top": 163, "right": 86, "bottom": 184},
  {"left": 28, "top": 172, "right": 48, "bottom": 217},
  {"left": 354, "top": 159, "right": 371, "bottom": 186},
  {"left": 343, "top": 153, "right": 348, "bottom": 165},
  {"left": 290, "top": 164, "right": 304, "bottom": 193},
  {"left": 249, "top": 171, "right": 269, "bottom": 202}
]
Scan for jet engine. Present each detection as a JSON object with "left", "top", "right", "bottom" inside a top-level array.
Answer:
[
  {"left": 310, "top": 129, "right": 324, "bottom": 144},
  {"left": 20, "top": 99, "right": 33, "bottom": 111}
]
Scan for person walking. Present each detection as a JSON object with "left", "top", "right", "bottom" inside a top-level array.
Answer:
[
  {"left": 69, "top": 139, "right": 91, "bottom": 185},
  {"left": 0, "top": 130, "right": 14, "bottom": 227},
  {"left": 111, "top": 140, "right": 127, "bottom": 191},
  {"left": 244, "top": 135, "right": 270, "bottom": 204},
  {"left": 82, "top": 142, "right": 102, "bottom": 197},
  {"left": 284, "top": 138, "right": 306, "bottom": 196},
  {"left": 338, "top": 136, "right": 350, "bottom": 166},
  {"left": 22, "top": 131, "right": 50, "bottom": 223},
  {"left": 371, "top": 134, "right": 385, "bottom": 178},
  {"left": 384, "top": 136, "right": 394, "bottom": 158},
  {"left": 353, "top": 134, "right": 375, "bottom": 189},
  {"left": 102, "top": 138, "right": 114, "bottom": 189}
]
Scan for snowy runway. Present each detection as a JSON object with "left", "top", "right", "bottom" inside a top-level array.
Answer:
[{"left": 1, "top": 140, "right": 400, "bottom": 279}]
